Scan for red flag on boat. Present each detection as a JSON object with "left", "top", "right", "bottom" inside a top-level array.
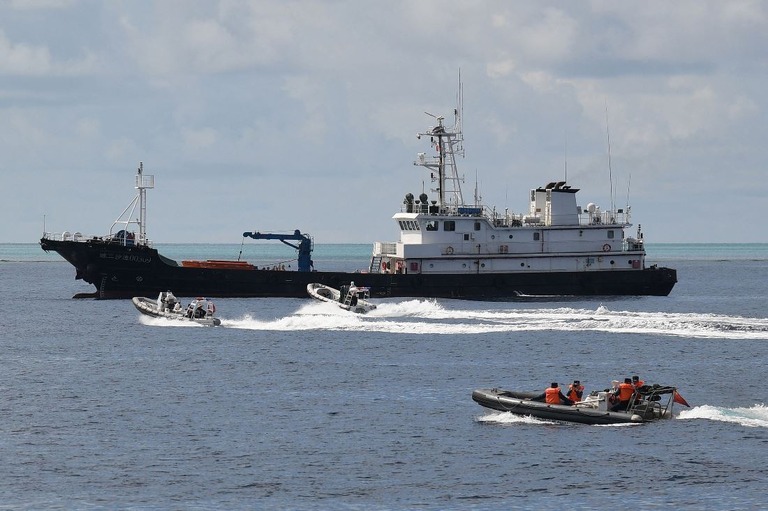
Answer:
[{"left": 673, "top": 390, "right": 690, "bottom": 407}]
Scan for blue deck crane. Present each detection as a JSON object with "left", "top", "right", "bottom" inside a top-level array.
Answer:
[{"left": 241, "top": 229, "right": 314, "bottom": 272}]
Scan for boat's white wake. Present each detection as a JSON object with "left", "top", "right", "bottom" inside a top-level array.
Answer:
[
  {"left": 138, "top": 315, "right": 209, "bottom": 327},
  {"left": 218, "top": 302, "right": 768, "bottom": 339},
  {"left": 476, "top": 406, "right": 768, "bottom": 428},
  {"left": 476, "top": 411, "right": 637, "bottom": 427},
  {"left": 676, "top": 404, "right": 768, "bottom": 428}
]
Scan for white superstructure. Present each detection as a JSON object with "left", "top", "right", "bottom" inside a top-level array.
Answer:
[{"left": 370, "top": 100, "right": 646, "bottom": 277}]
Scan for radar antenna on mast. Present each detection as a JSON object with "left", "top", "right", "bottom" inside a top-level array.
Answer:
[{"left": 413, "top": 71, "right": 467, "bottom": 211}]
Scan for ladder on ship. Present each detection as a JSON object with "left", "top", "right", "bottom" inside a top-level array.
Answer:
[{"left": 370, "top": 255, "right": 383, "bottom": 273}]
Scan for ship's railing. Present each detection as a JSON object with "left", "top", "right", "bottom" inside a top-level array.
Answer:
[
  {"left": 372, "top": 241, "right": 397, "bottom": 256},
  {"left": 399, "top": 202, "right": 631, "bottom": 227},
  {"left": 577, "top": 209, "right": 631, "bottom": 226},
  {"left": 42, "top": 231, "right": 153, "bottom": 247},
  {"left": 624, "top": 237, "right": 644, "bottom": 251}
]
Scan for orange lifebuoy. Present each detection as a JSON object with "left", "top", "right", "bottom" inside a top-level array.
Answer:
[{"left": 602, "top": 244, "right": 611, "bottom": 252}]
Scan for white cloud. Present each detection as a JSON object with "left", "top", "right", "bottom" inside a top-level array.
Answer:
[
  {"left": 0, "top": 29, "right": 99, "bottom": 76},
  {"left": 0, "top": 30, "right": 53, "bottom": 75},
  {"left": 1, "top": 0, "right": 767, "bottom": 243}
]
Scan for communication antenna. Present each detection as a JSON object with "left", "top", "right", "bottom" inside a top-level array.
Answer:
[
  {"left": 564, "top": 133, "right": 568, "bottom": 182},
  {"left": 604, "top": 101, "right": 615, "bottom": 212}
]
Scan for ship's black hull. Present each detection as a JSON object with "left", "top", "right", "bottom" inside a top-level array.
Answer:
[{"left": 41, "top": 238, "right": 677, "bottom": 299}]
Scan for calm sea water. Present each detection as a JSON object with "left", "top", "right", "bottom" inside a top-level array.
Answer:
[{"left": 2, "top": 243, "right": 767, "bottom": 510}]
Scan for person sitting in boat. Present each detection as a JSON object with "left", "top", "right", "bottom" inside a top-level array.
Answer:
[
  {"left": 532, "top": 383, "right": 574, "bottom": 406},
  {"left": 606, "top": 379, "right": 620, "bottom": 406},
  {"left": 347, "top": 281, "right": 359, "bottom": 306},
  {"left": 164, "top": 291, "right": 178, "bottom": 312},
  {"left": 566, "top": 380, "right": 585, "bottom": 403},
  {"left": 193, "top": 301, "right": 206, "bottom": 318},
  {"left": 611, "top": 378, "right": 636, "bottom": 411},
  {"left": 157, "top": 291, "right": 167, "bottom": 310},
  {"left": 185, "top": 300, "right": 205, "bottom": 318}
]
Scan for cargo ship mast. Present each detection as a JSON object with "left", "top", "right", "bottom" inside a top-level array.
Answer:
[{"left": 109, "top": 162, "right": 154, "bottom": 246}]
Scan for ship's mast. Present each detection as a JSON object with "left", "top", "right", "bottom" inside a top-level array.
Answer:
[
  {"left": 110, "top": 162, "right": 154, "bottom": 246},
  {"left": 414, "top": 79, "right": 465, "bottom": 211},
  {"left": 136, "top": 162, "right": 152, "bottom": 245}
]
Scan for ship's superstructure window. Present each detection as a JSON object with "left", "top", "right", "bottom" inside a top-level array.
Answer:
[
  {"left": 399, "top": 220, "right": 421, "bottom": 231},
  {"left": 607, "top": 230, "right": 615, "bottom": 239},
  {"left": 474, "top": 221, "right": 481, "bottom": 231},
  {"left": 426, "top": 220, "right": 439, "bottom": 231},
  {"left": 533, "top": 232, "right": 540, "bottom": 241},
  {"left": 444, "top": 221, "right": 456, "bottom": 231}
]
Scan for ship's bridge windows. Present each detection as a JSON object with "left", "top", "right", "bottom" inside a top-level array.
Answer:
[
  {"left": 474, "top": 221, "right": 481, "bottom": 231},
  {"left": 607, "top": 230, "right": 615, "bottom": 239},
  {"left": 444, "top": 221, "right": 456, "bottom": 231},
  {"left": 425, "top": 220, "right": 439, "bottom": 231},
  {"left": 398, "top": 220, "right": 420, "bottom": 231}
]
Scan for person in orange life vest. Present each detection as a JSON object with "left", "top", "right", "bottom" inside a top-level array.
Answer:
[
  {"left": 631, "top": 375, "right": 645, "bottom": 390},
  {"left": 533, "top": 382, "right": 574, "bottom": 405},
  {"left": 611, "top": 378, "right": 635, "bottom": 411},
  {"left": 566, "top": 380, "right": 585, "bottom": 403}
]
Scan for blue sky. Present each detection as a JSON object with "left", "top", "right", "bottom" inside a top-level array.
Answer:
[{"left": 2, "top": 1, "right": 766, "bottom": 244}]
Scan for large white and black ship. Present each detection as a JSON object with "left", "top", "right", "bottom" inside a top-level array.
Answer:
[{"left": 40, "top": 100, "right": 676, "bottom": 299}]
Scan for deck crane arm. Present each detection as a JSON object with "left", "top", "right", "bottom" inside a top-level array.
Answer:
[{"left": 241, "top": 229, "right": 314, "bottom": 272}]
